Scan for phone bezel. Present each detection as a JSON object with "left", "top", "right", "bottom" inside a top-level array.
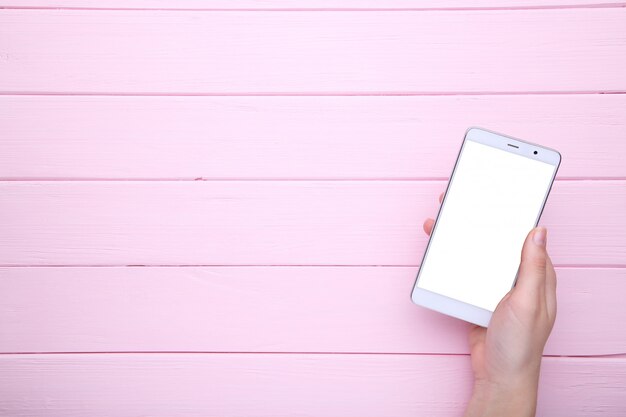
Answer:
[{"left": 410, "top": 127, "right": 561, "bottom": 327}]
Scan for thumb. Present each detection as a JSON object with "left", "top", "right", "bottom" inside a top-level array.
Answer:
[{"left": 514, "top": 227, "right": 548, "bottom": 299}]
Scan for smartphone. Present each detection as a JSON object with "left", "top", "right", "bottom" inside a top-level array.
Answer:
[{"left": 410, "top": 127, "right": 561, "bottom": 327}]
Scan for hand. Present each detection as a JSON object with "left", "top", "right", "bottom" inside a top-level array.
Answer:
[{"left": 423, "top": 193, "right": 557, "bottom": 417}]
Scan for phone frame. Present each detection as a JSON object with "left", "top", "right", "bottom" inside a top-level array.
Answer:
[{"left": 410, "top": 127, "right": 561, "bottom": 327}]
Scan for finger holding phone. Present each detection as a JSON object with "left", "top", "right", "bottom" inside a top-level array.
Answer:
[
  {"left": 414, "top": 128, "right": 559, "bottom": 416},
  {"left": 425, "top": 214, "right": 556, "bottom": 417}
]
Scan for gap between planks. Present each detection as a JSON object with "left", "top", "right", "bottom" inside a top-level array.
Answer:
[
  {"left": 1, "top": 91, "right": 626, "bottom": 97},
  {"left": 1, "top": 3, "right": 626, "bottom": 12},
  {"left": 1, "top": 264, "right": 626, "bottom": 268},
  {"left": 1, "top": 178, "right": 625, "bottom": 181},
  {"left": 0, "top": 351, "right": 624, "bottom": 358}
]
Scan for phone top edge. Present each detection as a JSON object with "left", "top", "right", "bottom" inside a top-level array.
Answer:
[{"left": 465, "top": 127, "right": 561, "bottom": 167}]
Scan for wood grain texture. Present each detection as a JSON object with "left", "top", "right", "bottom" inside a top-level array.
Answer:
[
  {"left": 2, "top": 95, "right": 626, "bottom": 180},
  {"left": 1, "top": 354, "right": 624, "bottom": 417},
  {"left": 1, "top": 0, "right": 623, "bottom": 10},
  {"left": 0, "top": 0, "right": 624, "bottom": 414},
  {"left": 1, "top": 181, "right": 624, "bottom": 266},
  {"left": 1, "top": 9, "right": 626, "bottom": 94},
  {"left": 0, "top": 267, "right": 624, "bottom": 356}
]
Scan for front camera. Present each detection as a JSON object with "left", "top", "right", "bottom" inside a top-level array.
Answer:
[{"left": 533, "top": 151, "right": 538, "bottom": 155}]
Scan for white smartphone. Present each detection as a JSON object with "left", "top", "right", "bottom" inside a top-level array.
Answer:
[{"left": 410, "top": 127, "right": 561, "bottom": 327}]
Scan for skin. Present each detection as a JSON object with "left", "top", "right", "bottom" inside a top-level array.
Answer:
[{"left": 422, "top": 193, "right": 557, "bottom": 417}]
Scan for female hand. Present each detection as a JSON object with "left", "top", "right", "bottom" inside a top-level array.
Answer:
[{"left": 423, "top": 193, "right": 557, "bottom": 417}]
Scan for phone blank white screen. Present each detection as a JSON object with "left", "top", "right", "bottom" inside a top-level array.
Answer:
[{"left": 417, "top": 140, "right": 556, "bottom": 312}]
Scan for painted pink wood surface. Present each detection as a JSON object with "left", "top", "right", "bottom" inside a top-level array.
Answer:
[
  {"left": 1, "top": 267, "right": 624, "bottom": 356},
  {"left": 1, "top": 181, "right": 624, "bottom": 266},
  {"left": 2, "top": 9, "right": 626, "bottom": 94},
  {"left": 1, "top": 354, "right": 625, "bottom": 417},
  {"left": 1, "top": 0, "right": 623, "bottom": 9},
  {"left": 2, "top": 2, "right": 625, "bottom": 415},
  {"left": 2, "top": 95, "right": 626, "bottom": 180}
]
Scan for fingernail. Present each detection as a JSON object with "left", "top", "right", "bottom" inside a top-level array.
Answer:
[{"left": 533, "top": 227, "right": 547, "bottom": 247}]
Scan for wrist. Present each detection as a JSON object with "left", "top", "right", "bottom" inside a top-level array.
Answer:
[{"left": 465, "top": 376, "right": 539, "bottom": 417}]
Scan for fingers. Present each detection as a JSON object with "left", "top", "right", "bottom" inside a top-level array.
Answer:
[
  {"left": 423, "top": 218, "right": 435, "bottom": 236},
  {"left": 423, "top": 192, "right": 444, "bottom": 236},
  {"left": 468, "top": 325, "right": 486, "bottom": 350},
  {"left": 514, "top": 227, "right": 548, "bottom": 302},
  {"left": 545, "top": 254, "right": 557, "bottom": 320}
]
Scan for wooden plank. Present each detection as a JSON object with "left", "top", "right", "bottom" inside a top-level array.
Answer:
[
  {"left": 1, "top": 9, "right": 625, "bottom": 94},
  {"left": 2, "top": 95, "right": 626, "bottom": 180},
  {"left": 1, "top": 181, "right": 624, "bottom": 266},
  {"left": 0, "top": 267, "right": 624, "bottom": 356},
  {"left": 0, "top": 354, "right": 624, "bottom": 417},
  {"left": 0, "top": 0, "right": 622, "bottom": 9}
]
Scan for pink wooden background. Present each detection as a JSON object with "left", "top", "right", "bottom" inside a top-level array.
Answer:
[{"left": 1, "top": 1, "right": 625, "bottom": 416}]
